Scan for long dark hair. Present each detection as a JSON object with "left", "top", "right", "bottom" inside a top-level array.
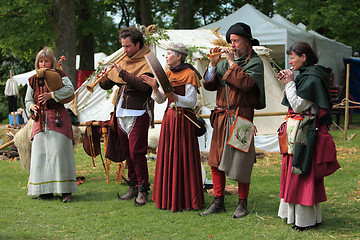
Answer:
[{"left": 286, "top": 42, "right": 318, "bottom": 67}]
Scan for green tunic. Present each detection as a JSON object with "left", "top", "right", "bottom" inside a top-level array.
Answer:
[
  {"left": 217, "top": 50, "right": 266, "bottom": 110},
  {"left": 203, "top": 49, "right": 265, "bottom": 182}
]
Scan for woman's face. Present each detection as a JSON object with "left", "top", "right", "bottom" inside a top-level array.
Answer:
[
  {"left": 166, "top": 50, "right": 181, "bottom": 67},
  {"left": 38, "top": 57, "right": 52, "bottom": 69},
  {"left": 288, "top": 51, "right": 306, "bottom": 71}
]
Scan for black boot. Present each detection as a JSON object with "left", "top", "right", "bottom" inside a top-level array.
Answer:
[
  {"left": 198, "top": 196, "right": 225, "bottom": 216},
  {"left": 117, "top": 181, "right": 138, "bottom": 200},
  {"left": 38, "top": 193, "right": 54, "bottom": 200},
  {"left": 233, "top": 198, "right": 249, "bottom": 218}
]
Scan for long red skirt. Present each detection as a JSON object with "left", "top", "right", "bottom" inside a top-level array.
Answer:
[
  {"left": 152, "top": 108, "right": 205, "bottom": 211},
  {"left": 279, "top": 124, "right": 335, "bottom": 206}
]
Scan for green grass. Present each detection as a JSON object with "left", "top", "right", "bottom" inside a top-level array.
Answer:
[{"left": 0, "top": 116, "right": 359, "bottom": 240}]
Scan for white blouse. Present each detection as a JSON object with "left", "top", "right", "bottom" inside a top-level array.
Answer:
[
  {"left": 152, "top": 83, "right": 197, "bottom": 108},
  {"left": 285, "top": 81, "right": 315, "bottom": 114}
]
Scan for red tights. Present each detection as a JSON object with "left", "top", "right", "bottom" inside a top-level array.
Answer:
[{"left": 211, "top": 166, "right": 250, "bottom": 199}]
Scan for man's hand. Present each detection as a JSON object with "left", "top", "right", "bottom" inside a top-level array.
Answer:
[
  {"left": 110, "top": 62, "right": 123, "bottom": 73},
  {"left": 209, "top": 47, "right": 222, "bottom": 67}
]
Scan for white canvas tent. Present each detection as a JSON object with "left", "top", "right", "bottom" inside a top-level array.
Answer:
[
  {"left": 67, "top": 29, "right": 287, "bottom": 152},
  {"left": 201, "top": 4, "right": 352, "bottom": 85},
  {"left": 12, "top": 52, "right": 108, "bottom": 86}
]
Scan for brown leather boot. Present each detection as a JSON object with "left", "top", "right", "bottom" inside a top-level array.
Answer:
[
  {"left": 233, "top": 199, "right": 249, "bottom": 218},
  {"left": 134, "top": 191, "right": 148, "bottom": 206},
  {"left": 117, "top": 186, "right": 138, "bottom": 200},
  {"left": 198, "top": 196, "right": 225, "bottom": 216}
]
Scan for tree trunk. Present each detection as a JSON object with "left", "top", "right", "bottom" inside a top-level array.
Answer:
[
  {"left": 140, "top": 0, "right": 152, "bottom": 26},
  {"left": 48, "top": 0, "right": 77, "bottom": 87},
  {"left": 134, "top": 0, "right": 153, "bottom": 26},
  {"left": 78, "top": 0, "right": 95, "bottom": 71},
  {"left": 178, "top": 0, "right": 193, "bottom": 29}
]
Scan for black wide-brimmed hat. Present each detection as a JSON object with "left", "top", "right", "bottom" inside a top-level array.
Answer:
[{"left": 226, "top": 22, "right": 259, "bottom": 46}]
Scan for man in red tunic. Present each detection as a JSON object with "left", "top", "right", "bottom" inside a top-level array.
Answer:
[{"left": 199, "top": 23, "right": 265, "bottom": 218}]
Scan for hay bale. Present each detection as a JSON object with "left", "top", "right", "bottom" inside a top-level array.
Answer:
[
  {"left": 14, "top": 120, "right": 33, "bottom": 172},
  {"left": 148, "top": 127, "right": 160, "bottom": 150},
  {"left": 13, "top": 119, "right": 84, "bottom": 172}
]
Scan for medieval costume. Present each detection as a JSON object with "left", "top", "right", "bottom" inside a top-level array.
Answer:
[
  {"left": 278, "top": 65, "right": 339, "bottom": 229},
  {"left": 25, "top": 69, "right": 77, "bottom": 200},
  {"left": 99, "top": 44, "right": 153, "bottom": 205},
  {"left": 200, "top": 22, "right": 265, "bottom": 218},
  {"left": 151, "top": 63, "right": 204, "bottom": 212}
]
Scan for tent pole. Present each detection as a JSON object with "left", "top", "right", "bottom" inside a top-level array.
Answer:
[{"left": 344, "top": 63, "right": 350, "bottom": 140}]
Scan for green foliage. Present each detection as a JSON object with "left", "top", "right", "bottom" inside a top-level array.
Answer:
[
  {"left": 145, "top": 27, "right": 170, "bottom": 46},
  {"left": 274, "top": 0, "right": 360, "bottom": 50},
  {"left": 186, "top": 45, "right": 208, "bottom": 65},
  {"left": 75, "top": 0, "right": 121, "bottom": 55},
  {"left": 0, "top": 51, "right": 34, "bottom": 84},
  {"left": 0, "top": 0, "right": 55, "bottom": 60}
]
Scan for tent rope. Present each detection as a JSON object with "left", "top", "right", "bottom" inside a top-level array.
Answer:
[{"left": 332, "top": 98, "right": 360, "bottom": 109}]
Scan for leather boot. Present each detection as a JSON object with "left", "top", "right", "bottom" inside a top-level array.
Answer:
[
  {"left": 38, "top": 193, "right": 54, "bottom": 200},
  {"left": 117, "top": 186, "right": 138, "bottom": 200},
  {"left": 233, "top": 199, "right": 249, "bottom": 218},
  {"left": 198, "top": 196, "right": 225, "bottom": 216},
  {"left": 62, "top": 193, "right": 72, "bottom": 203},
  {"left": 134, "top": 191, "right": 149, "bottom": 206}
]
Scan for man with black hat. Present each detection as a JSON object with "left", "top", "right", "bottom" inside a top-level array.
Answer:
[{"left": 199, "top": 22, "right": 265, "bottom": 218}]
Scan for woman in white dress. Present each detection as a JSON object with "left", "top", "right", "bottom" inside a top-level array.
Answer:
[{"left": 25, "top": 47, "right": 77, "bottom": 202}]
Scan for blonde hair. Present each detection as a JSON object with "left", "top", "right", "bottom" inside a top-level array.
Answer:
[{"left": 34, "top": 47, "right": 56, "bottom": 70}]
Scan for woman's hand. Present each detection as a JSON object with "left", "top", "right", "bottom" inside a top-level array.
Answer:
[
  {"left": 38, "top": 92, "right": 52, "bottom": 104},
  {"left": 30, "top": 104, "right": 39, "bottom": 116},
  {"left": 142, "top": 75, "right": 159, "bottom": 93},
  {"left": 279, "top": 69, "right": 294, "bottom": 86},
  {"left": 165, "top": 91, "right": 178, "bottom": 102},
  {"left": 142, "top": 75, "right": 157, "bottom": 88}
]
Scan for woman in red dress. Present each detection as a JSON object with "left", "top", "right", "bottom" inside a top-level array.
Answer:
[
  {"left": 277, "top": 42, "right": 339, "bottom": 230},
  {"left": 143, "top": 43, "right": 204, "bottom": 211}
]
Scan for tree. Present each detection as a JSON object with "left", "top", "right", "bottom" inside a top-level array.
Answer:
[
  {"left": 77, "top": 0, "right": 95, "bottom": 71},
  {"left": 0, "top": 0, "right": 120, "bottom": 85},
  {"left": 134, "top": 0, "right": 153, "bottom": 26},
  {"left": 178, "top": 0, "right": 194, "bottom": 28},
  {"left": 0, "top": 1, "right": 55, "bottom": 60},
  {"left": 274, "top": 0, "right": 360, "bottom": 50},
  {"left": 47, "top": 0, "right": 77, "bottom": 85}
]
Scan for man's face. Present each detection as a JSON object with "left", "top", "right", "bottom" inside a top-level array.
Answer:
[
  {"left": 121, "top": 37, "right": 140, "bottom": 58},
  {"left": 230, "top": 34, "right": 249, "bottom": 57}
]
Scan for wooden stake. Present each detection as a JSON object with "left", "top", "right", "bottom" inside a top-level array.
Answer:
[{"left": 344, "top": 63, "right": 350, "bottom": 140}]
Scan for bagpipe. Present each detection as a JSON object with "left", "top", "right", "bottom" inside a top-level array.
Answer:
[{"left": 32, "top": 56, "right": 74, "bottom": 131}]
